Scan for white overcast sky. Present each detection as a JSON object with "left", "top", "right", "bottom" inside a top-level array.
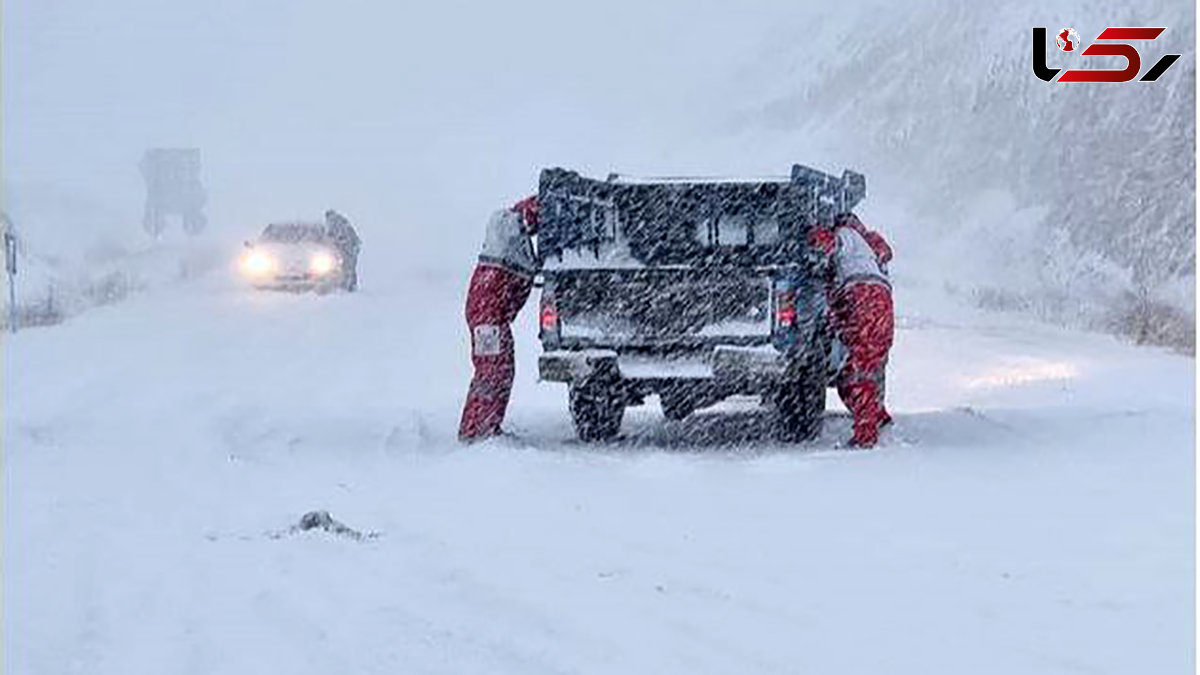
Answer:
[{"left": 6, "top": 1, "right": 838, "bottom": 266}]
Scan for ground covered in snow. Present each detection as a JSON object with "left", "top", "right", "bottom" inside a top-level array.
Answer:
[{"left": 5, "top": 269, "right": 1194, "bottom": 674}]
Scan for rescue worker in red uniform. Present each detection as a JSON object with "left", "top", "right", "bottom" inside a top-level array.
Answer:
[
  {"left": 458, "top": 196, "right": 540, "bottom": 441},
  {"left": 811, "top": 212, "right": 894, "bottom": 448}
]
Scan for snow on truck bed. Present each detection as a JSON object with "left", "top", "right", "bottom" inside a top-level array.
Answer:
[
  {"left": 5, "top": 269, "right": 1194, "bottom": 675},
  {"left": 608, "top": 174, "right": 791, "bottom": 184}
]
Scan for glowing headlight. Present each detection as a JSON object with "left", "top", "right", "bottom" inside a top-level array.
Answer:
[
  {"left": 241, "top": 250, "right": 275, "bottom": 276},
  {"left": 310, "top": 252, "right": 337, "bottom": 275}
]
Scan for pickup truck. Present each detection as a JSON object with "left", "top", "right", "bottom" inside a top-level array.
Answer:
[{"left": 536, "top": 164, "right": 865, "bottom": 442}]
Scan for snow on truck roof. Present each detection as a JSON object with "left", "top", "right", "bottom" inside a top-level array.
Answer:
[
  {"left": 607, "top": 174, "right": 792, "bottom": 185},
  {"left": 536, "top": 165, "right": 866, "bottom": 267}
]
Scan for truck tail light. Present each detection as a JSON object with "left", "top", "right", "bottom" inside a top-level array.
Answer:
[
  {"left": 776, "top": 289, "right": 797, "bottom": 329},
  {"left": 540, "top": 295, "right": 559, "bottom": 332}
]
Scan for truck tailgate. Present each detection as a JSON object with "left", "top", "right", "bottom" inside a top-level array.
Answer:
[{"left": 551, "top": 268, "right": 773, "bottom": 345}]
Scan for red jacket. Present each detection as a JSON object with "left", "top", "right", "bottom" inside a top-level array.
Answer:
[{"left": 810, "top": 214, "right": 891, "bottom": 294}]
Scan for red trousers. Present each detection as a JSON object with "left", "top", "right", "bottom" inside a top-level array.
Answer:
[
  {"left": 831, "top": 283, "right": 894, "bottom": 447},
  {"left": 458, "top": 264, "right": 532, "bottom": 440}
]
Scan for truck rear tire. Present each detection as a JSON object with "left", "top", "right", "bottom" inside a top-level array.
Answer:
[
  {"left": 569, "top": 381, "right": 624, "bottom": 441},
  {"left": 774, "top": 369, "right": 825, "bottom": 442}
]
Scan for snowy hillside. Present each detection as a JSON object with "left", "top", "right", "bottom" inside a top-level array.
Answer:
[{"left": 688, "top": 0, "right": 1196, "bottom": 348}]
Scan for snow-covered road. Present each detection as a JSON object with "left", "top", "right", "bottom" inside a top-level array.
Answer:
[{"left": 6, "top": 271, "right": 1194, "bottom": 674}]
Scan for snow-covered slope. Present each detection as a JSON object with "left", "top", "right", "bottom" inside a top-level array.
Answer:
[{"left": 6, "top": 270, "right": 1193, "bottom": 674}]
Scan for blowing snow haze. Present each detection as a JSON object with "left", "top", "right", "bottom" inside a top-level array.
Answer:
[
  {"left": 4, "top": 0, "right": 1194, "bottom": 343},
  {"left": 4, "top": 0, "right": 781, "bottom": 271},
  {"left": 3, "top": 2, "right": 1197, "bottom": 673}
]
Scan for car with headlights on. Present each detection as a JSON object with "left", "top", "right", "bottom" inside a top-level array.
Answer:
[{"left": 239, "top": 222, "right": 353, "bottom": 292}]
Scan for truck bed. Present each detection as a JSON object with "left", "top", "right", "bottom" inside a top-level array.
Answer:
[{"left": 545, "top": 267, "right": 775, "bottom": 348}]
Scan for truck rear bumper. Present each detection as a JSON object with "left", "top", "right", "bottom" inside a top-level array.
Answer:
[
  {"left": 539, "top": 345, "right": 787, "bottom": 388},
  {"left": 538, "top": 349, "right": 622, "bottom": 383}
]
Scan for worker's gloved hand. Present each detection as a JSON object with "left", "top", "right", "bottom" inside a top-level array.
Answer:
[
  {"left": 808, "top": 225, "right": 836, "bottom": 255},
  {"left": 864, "top": 230, "right": 893, "bottom": 265},
  {"left": 512, "top": 195, "right": 539, "bottom": 234}
]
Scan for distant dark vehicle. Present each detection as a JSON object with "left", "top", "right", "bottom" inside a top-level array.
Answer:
[
  {"left": 140, "top": 148, "right": 207, "bottom": 237},
  {"left": 536, "top": 164, "right": 865, "bottom": 441},
  {"left": 239, "top": 221, "right": 357, "bottom": 293}
]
